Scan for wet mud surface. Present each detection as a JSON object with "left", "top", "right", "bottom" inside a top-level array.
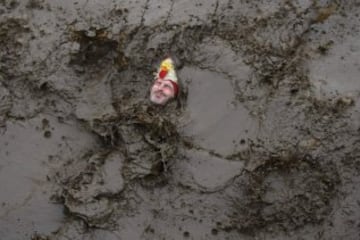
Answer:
[{"left": 1, "top": 0, "right": 360, "bottom": 239}]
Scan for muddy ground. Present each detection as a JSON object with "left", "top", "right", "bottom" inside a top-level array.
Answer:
[{"left": 0, "top": 0, "right": 360, "bottom": 239}]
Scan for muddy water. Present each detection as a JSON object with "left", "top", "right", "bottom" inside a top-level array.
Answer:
[{"left": 1, "top": 0, "right": 360, "bottom": 239}]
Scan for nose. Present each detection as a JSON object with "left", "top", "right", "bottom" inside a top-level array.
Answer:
[{"left": 154, "top": 82, "right": 165, "bottom": 91}]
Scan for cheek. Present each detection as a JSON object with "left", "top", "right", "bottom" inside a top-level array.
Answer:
[
  {"left": 163, "top": 88, "right": 174, "bottom": 96},
  {"left": 150, "top": 85, "right": 158, "bottom": 92}
]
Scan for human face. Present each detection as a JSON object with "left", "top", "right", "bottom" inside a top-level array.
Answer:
[{"left": 150, "top": 79, "right": 175, "bottom": 105}]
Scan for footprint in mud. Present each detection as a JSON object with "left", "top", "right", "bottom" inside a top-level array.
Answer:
[
  {"left": 54, "top": 151, "right": 125, "bottom": 227},
  {"left": 52, "top": 99, "right": 182, "bottom": 228},
  {"left": 227, "top": 152, "right": 340, "bottom": 234}
]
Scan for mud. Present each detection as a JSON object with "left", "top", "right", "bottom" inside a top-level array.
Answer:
[{"left": 1, "top": 0, "right": 360, "bottom": 239}]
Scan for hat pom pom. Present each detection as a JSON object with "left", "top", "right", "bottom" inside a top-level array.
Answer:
[{"left": 159, "top": 69, "right": 167, "bottom": 79}]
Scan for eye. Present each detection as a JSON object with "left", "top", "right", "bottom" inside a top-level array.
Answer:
[
  {"left": 154, "top": 81, "right": 161, "bottom": 86},
  {"left": 163, "top": 84, "right": 172, "bottom": 90}
]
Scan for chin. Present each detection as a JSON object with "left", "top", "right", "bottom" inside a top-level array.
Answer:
[{"left": 150, "top": 95, "right": 168, "bottom": 105}]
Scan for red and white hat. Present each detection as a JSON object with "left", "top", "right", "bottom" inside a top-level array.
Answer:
[{"left": 156, "top": 57, "right": 179, "bottom": 96}]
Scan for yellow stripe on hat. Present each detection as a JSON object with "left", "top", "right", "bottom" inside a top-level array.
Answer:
[{"left": 160, "top": 58, "right": 174, "bottom": 71}]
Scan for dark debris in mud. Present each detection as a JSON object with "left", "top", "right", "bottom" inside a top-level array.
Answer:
[
  {"left": 69, "top": 28, "right": 119, "bottom": 67},
  {"left": 48, "top": 102, "right": 182, "bottom": 228},
  {"left": 31, "top": 234, "right": 50, "bottom": 240},
  {"left": 228, "top": 151, "right": 340, "bottom": 235},
  {"left": 0, "top": 0, "right": 19, "bottom": 10},
  {"left": 0, "top": 17, "right": 31, "bottom": 77},
  {"left": 1, "top": 0, "right": 360, "bottom": 239},
  {"left": 25, "top": 0, "right": 46, "bottom": 10}
]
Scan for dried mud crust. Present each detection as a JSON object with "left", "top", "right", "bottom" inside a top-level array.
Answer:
[{"left": 228, "top": 152, "right": 340, "bottom": 234}]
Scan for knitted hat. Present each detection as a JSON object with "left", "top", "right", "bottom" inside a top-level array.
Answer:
[{"left": 156, "top": 57, "right": 179, "bottom": 96}]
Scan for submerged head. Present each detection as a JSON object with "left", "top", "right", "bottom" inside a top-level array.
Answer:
[
  {"left": 150, "top": 79, "right": 178, "bottom": 105},
  {"left": 150, "top": 57, "right": 179, "bottom": 105}
]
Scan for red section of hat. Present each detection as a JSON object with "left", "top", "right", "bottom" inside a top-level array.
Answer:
[
  {"left": 170, "top": 81, "right": 179, "bottom": 97},
  {"left": 159, "top": 70, "right": 167, "bottom": 79}
]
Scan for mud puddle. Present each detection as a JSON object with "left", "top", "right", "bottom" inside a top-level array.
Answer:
[{"left": 1, "top": 0, "right": 360, "bottom": 240}]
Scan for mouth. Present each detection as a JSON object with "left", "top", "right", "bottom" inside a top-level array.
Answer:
[
  {"left": 150, "top": 90, "right": 169, "bottom": 105},
  {"left": 154, "top": 91, "right": 166, "bottom": 98}
]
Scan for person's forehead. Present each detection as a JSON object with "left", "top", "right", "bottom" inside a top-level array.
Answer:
[{"left": 154, "top": 79, "right": 174, "bottom": 87}]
